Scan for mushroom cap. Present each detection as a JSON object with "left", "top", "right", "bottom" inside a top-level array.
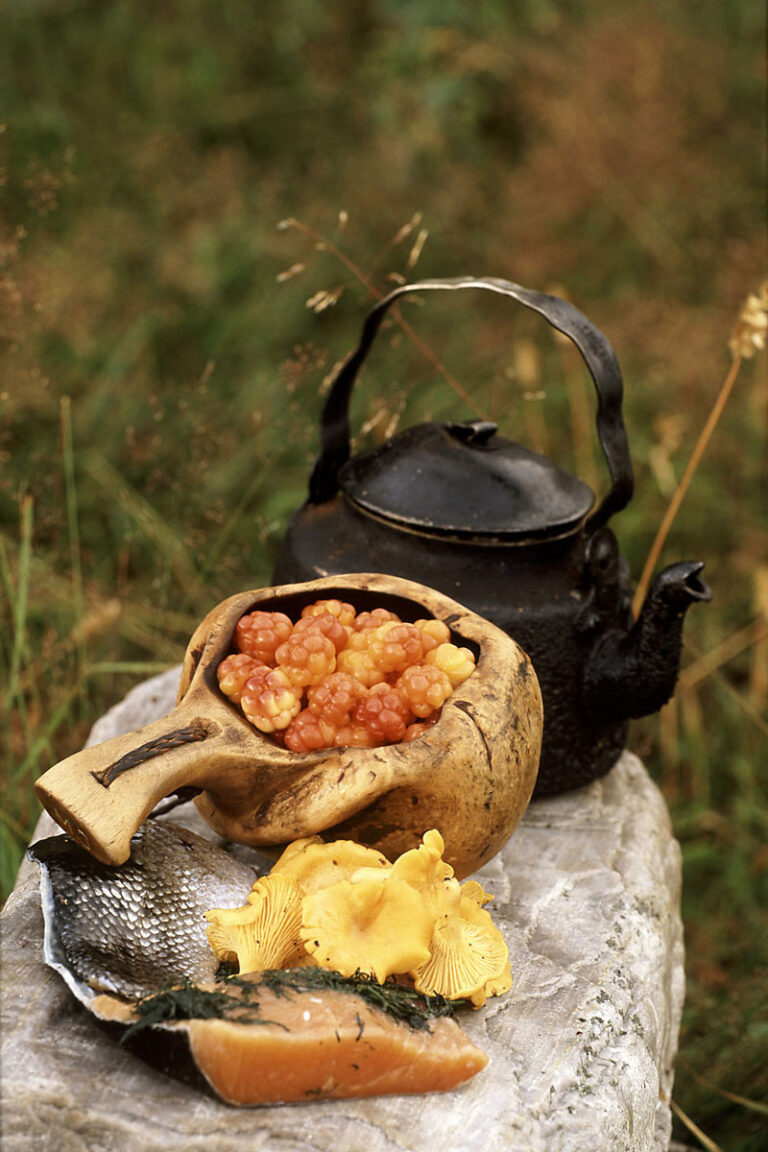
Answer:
[
  {"left": 390, "top": 828, "right": 454, "bottom": 890},
  {"left": 300, "top": 875, "right": 433, "bottom": 983},
  {"left": 410, "top": 911, "right": 510, "bottom": 1004},
  {"left": 408, "top": 867, "right": 511, "bottom": 1004},
  {"left": 270, "top": 837, "right": 390, "bottom": 895},
  {"left": 460, "top": 879, "right": 494, "bottom": 908},
  {"left": 205, "top": 874, "right": 306, "bottom": 974}
]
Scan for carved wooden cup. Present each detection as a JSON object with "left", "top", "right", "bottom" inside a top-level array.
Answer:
[{"left": 35, "top": 574, "right": 542, "bottom": 878}]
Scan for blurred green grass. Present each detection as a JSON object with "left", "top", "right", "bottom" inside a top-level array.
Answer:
[{"left": 1, "top": 1, "right": 766, "bottom": 1148}]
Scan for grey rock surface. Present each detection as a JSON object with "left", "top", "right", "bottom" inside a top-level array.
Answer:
[{"left": 1, "top": 668, "right": 683, "bottom": 1151}]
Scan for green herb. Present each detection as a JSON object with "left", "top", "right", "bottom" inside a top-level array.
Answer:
[
  {"left": 119, "top": 976, "right": 267, "bottom": 1044},
  {"left": 119, "top": 968, "right": 467, "bottom": 1045},
  {"left": 256, "top": 966, "right": 466, "bottom": 1032}
]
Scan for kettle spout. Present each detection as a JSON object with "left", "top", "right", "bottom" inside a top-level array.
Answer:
[{"left": 583, "top": 561, "right": 712, "bottom": 725}]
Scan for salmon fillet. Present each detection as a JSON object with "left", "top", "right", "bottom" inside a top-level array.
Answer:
[
  {"left": 92, "top": 975, "right": 488, "bottom": 1105},
  {"left": 184, "top": 983, "right": 488, "bottom": 1104}
]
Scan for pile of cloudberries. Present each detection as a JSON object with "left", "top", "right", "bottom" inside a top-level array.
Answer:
[{"left": 217, "top": 598, "right": 476, "bottom": 753}]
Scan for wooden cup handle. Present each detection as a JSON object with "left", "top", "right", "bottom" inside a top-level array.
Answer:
[{"left": 34, "top": 703, "right": 221, "bottom": 866}]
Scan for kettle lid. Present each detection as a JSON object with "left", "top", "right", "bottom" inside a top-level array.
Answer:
[{"left": 338, "top": 419, "right": 595, "bottom": 542}]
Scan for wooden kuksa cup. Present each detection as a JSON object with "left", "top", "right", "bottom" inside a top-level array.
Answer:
[{"left": 35, "top": 574, "right": 543, "bottom": 878}]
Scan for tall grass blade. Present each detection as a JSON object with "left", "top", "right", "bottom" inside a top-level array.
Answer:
[
  {"left": 60, "top": 395, "right": 86, "bottom": 688},
  {"left": 633, "top": 356, "right": 743, "bottom": 617},
  {"left": 83, "top": 452, "right": 199, "bottom": 596},
  {"left": 4, "top": 496, "right": 33, "bottom": 717},
  {"left": 670, "top": 1100, "right": 722, "bottom": 1152}
]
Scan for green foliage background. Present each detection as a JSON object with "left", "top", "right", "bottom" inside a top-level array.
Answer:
[{"left": 1, "top": 1, "right": 765, "bottom": 1147}]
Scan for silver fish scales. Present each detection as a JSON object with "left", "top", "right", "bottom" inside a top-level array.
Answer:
[{"left": 28, "top": 820, "right": 268, "bottom": 1004}]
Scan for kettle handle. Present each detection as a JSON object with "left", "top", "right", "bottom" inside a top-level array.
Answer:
[{"left": 309, "top": 276, "right": 633, "bottom": 534}]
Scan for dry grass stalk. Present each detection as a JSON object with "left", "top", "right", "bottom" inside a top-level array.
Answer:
[
  {"left": 633, "top": 353, "right": 741, "bottom": 618},
  {"left": 647, "top": 414, "right": 686, "bottom": 498},
  {"left": 670, "top": 1099, "right": 723, "bottom": 1152},
  {"left": 277, "top": 215, "right": 482, "bottom": 414},
  {"left": 633, "top": 280, "right": 767, "bottom": 619},
  {"left": 682, "top": 641, "right": 768, "bottom": 740},
  {"left": 558, "top": 337, "right": 598, "bottom": 493},
  {"left": 513, "top": 339, "right": 549, "bottom": 457},
  {"left": 680, "top": 615, "right": 768, "bottom": 689},
  {"left": 405, "top": 228, "right": 429, "bottom": 271},
  {"left": 749, "top": 566, "right": 768, "bottom": 708},
  {"left": 679, "top": 680, "right": 703, "bottom": 746}
]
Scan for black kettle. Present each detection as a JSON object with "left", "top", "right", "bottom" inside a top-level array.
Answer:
[{"left": 273, "top": 277, "right": 711, "bottom": 795}]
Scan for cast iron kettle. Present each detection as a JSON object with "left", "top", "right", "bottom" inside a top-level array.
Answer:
[{"left": 273, "top": 277, "right": 711, "bottom": 796}]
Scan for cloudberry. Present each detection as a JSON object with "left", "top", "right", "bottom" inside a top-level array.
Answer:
[
  {"left": 404, "top": 712, "right": 441, "bottom": 742},
  {"left": 276, "top": 630, "right": 337, "bottom": 688},
  {"left": 220, "top": 601, "right": 471, "bottom": 749},
  {"left": 334, "top": 722, "right": 377, "bottom": 749},
  {"left": 352, "top": 607, "right": 401, "bottom": 632},
  {"left": 240, "top": 667, "right": 301, "bottom": 732},
  {"left": 397, "top": 664, "right": 453, "bottom": 718},
  {"left": 217, "top": 653, "right": 268, "bottom": 704},
  {"left": 336, "top": 646, "right": 386, "bottom": 688},
  {"left": 414, "top": 618, "right": 451, "bottom": 653},
  {"left": 301, "top": 599, "right": 356, "bottom": 628},
  {"left": 426, "top": 643, "right": 476, "bottom": 687},
  {"left": 354, "top": 683, "right": 412, "bottom": 744},
  {"left": 284, "top": 709, "right": 339, "bottom": 753},
  {"left": 367, "top": 622, "right": 428, "bottom": 675},
  {"left": 306, "top": 672, "right": 367, "bottom": 727},
  {"left": 344, "top": 629, "right": 374, "bottom": 652},
  {"left": 292, "top": 612, "right": 348, "bottom": 654},
  {"left": 235, "top": 610, "right": 293, "bottom": 664}
]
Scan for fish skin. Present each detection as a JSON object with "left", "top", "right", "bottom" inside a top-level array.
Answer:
[{"left": 28, "top": 821, "right": 267, "bottom": 1001}]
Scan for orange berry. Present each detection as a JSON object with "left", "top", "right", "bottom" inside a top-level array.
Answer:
[
  {"left": 229, "top": 602, "right": 466, "bottom": 749},
  {"left": 275, "top": 630, "right": 337, "bottom": 688},
  {"left": 354, "top": 683, "right": 412, "bottom": 744},
  {"left": 414, "top": 618, "right": 451, "bottom": 653},
  {"left": 306, "top": 672, "right": 367, "bottom": 727},
  {"left": 426, "top": 643, "right": 476, "bottom": 687},
  {"left": 292, "top": 612, "right": 348, "bottom": 654},
  {"left": 344, "top": 628, "right": 377, "bottom": 652},
  {"left": 217, "top": 653, "right": 268, "bottom": 704},
  {"left": 235, "top": 610, "right": 293, "bottom": 664},
  {"left": 301, "top": 599, "right": 356, "bottom": 628},
  {"left": 404, "top": 712, "right": 441, "bottom": 741},
  {"left": 284, "top": 709, "right": 339, "bottom": 753},
  {"left": 336, "top": 646, "right": 386, "bottom": 688},
  {"left": 353, "top": 607, "right": 401, "bottom": 632},
  {"left": 396, "top": 664, "right": 453, "bottom": 718},
  {"left": 240, "top": 667, "right": 302, "bottom": 732},
  {"left": 367, "top": 622, "right": 428, "bottom": 675},
  {"left": 334, "top": 723, "right": 377, "bottom": 749}
]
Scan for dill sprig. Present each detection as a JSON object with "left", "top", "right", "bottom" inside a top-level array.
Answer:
[
  {"left": 253, "top": 967, "right": 465, "bottom": 1032},
  {"left": 119, "top": 969, "right": 466, "bottom": 1043},
  {"left": 119, "top": 976, "right": 264, "bottom": 1044}
]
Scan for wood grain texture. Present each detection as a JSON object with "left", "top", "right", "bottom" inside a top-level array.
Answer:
[{"left": 34, "top": 574, "right": 543, "bottom": 877}]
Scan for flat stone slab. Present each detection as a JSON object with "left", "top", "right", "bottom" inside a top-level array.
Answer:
[{"left": 1, "top": 669, "right": 683, "bottom": 1151}]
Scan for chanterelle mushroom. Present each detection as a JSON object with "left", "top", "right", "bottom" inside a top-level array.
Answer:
[
  {"left": 204, "top": 827, "right": 512, "bottom": 1005},
  {"left": 410, "top": 881, "right": 511, "bottom": 1007},
  {"left": 205, "top": 874, "right": 305, "bottom": 974},
  {"left": 270, "top": 835, "right": 390, "bottom": 894},
  {"left": 300, "top": 876, "right": 433, "bottom": 982},
  {"left": 383, "top": 829, "right": 511, "bottom": 1006}
]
